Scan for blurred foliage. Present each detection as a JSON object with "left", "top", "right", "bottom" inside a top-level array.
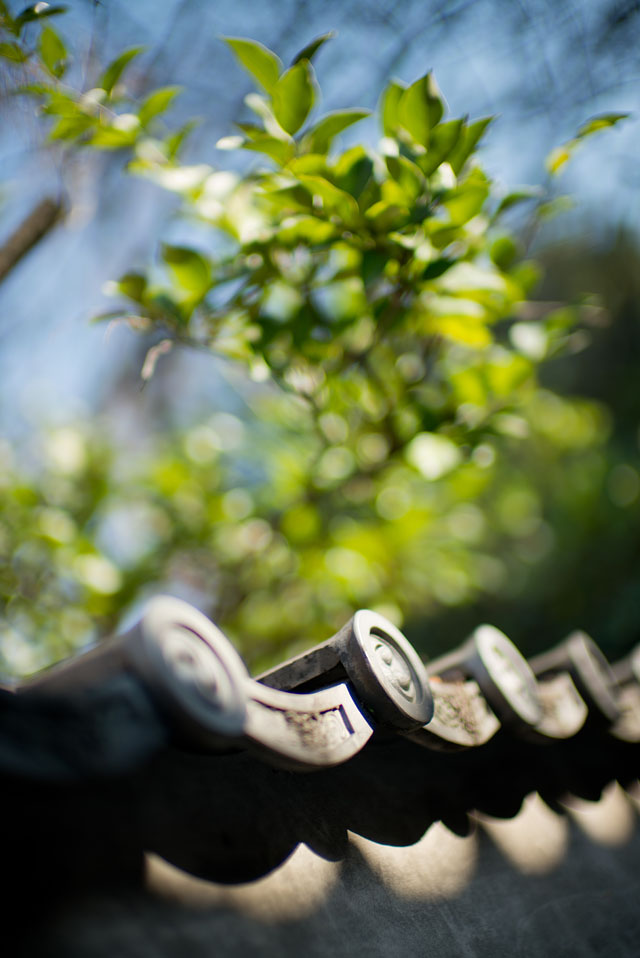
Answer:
[
  {"left": 545, "top": 111, "right": 629, "bottom": 176},
  {"left": 0, "top": 5, "right": 636, "bottom": 677},
  {"left": 0, "top": 383, "right": 619, "bottom": 677}
]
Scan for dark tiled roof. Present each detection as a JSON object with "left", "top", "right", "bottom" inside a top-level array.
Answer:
[
  {"left": 4, "top": 596, "right": 640, "bottom": 958},
  {"left": 3, "top": 595, "right": 640, "bottom": 886}
]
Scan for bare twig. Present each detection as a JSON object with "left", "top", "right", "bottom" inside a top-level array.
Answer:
[{"left": 0, "top": 196, "right": 65, "bottom": 284}]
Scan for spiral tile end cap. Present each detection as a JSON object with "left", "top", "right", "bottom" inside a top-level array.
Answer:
[
  {"left": 133, "top": 596, "right": 249, "bottom": 740},
  {"left": 345, "top": 610, "right": 434, "bottom": 730}
]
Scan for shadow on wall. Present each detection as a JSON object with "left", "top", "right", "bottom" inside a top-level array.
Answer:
[{"left": 37, "top": 783, "right": 640, "bottom": 958}]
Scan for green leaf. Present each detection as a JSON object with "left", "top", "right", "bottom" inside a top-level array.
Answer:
[
  {"left": 490, "top": 236, "right": 519, "bottom": 270},
  {"left": 303, "top": 109, "right": 370, "bottom": 154},
  {"left": 223, "top": 37, "right": 281, "bottom": 94},
  {"left": 242, "top": 134, "right": 294, "bottom": 165},
  {"left": 448, "top": 117, "right": 493, "bottom": 175},
  {"left": 161, "top": 245, "right": 211, "bottom": 298},
  {"left": 380, "top": 79, "right": 405, "bottom": 136},
  {"left": 537, "top": 196, "right": 574, "bottom": 219},
  {"left": 421, "top": 297, "right": 492, "bottom": 346},
  {"left": 272, "top": 60, "right": 315, "bottom": 135},
  {"left": 40, "top": 89, "right": 85, "bottom": 117},
  {"left": 115, "top": 272, "right": 148, "bottom": 303},
  {"left": 419, "top": 118, "right": 464, "bottom": 177},
  {"left": 244, "top": 92, "right": 290, "bottom": 138},
  {"left": 360, "top": 253, "right": 388, "bottom": 293},
  {"left": 546, "top": 113, "right": 630, "bottom": 177},
  {"left": 88, "top": 129, "right": 137, "bottom": 149},
  {"left": 545, "top": 144, "right": 573, "bottom": 175},
  {"left": 277, "top": 215, "right": 337, "bottom": 244},
  {"left": 495, "top": 187, "right": 542, "bottom": 216},
  {"left": 0, "top": 1, "right": 15, "bottom": 32},
  {"left": 385, "top": 154, "right": 425, "bottom": 201},
  {"left": 291, "top": 32, "right": 335, "bottom": 65},
  {"left": 14, "top": 3, "right": 66, "bottom": 32},
  {"left": 437, "top": 260, "right": 513, "bottom": 311},
  {"left": 14, "top": 82, "right": 54, "bottom": 96},
  {"left": 398, "top": 72, "right": 444, "bottom": 147},
  {"left": 99, "top": 47, "right": 145, "bottom": 96},
  {"left": 332, "top": 146, "right": 374, "bottom": 198},
  {"left": 138, "top": 86, "right": 181, "bottom": 127},
  {"left": 509, "top": 260, "right": 542, "bottom": 295},
  {"left": 165, "top": 119, "right": 198, "bottom": 159},
  {"left": 285, "top": 154, "right": 328, "bottom": 176},
  {"left": 261, "top": 181, "right": 313, "bottom": 215},
  {"left": 146, "top": 291, "right": 186, "bottom": 324},
  {"left": 296, "top": 174, "right": 360, "bottom": 225},
  {"left": 38, "top": 25, "right": 66, "bottom": 78},
  {"left": 235, "top": 122, "right": 263, "bottom": 140},
  {"left": 364, "top": 200, "right": 410, "bottom": 232},
  {"left": 576, "top": 112, "right": 630, "bottom": 139},
  {"left": 443, "top": 182, "right": 489, "bottom": 226},
  {"left": 422, "top": 257, "right": 456, "bottom": 280},
  {"left": 88, "top": 115, "right": 140, "bottom": 149},
  {"left": 48, "top": 113, "right": 93, "bottom": 141},
  {"left": 0, "top": 41, "right": 26, "bottom": 62}
]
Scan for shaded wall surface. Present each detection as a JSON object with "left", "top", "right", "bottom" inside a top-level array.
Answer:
[
  {"left": 17, "top": 783, "right": 640, "bottom": 958},
  {"left": 6, "top": 689, "right": 640, "bottom": 958}
]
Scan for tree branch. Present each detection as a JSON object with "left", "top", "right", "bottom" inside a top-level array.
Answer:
[{"left": 0, "top": 196, "right": 65, "bottom": 284}]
